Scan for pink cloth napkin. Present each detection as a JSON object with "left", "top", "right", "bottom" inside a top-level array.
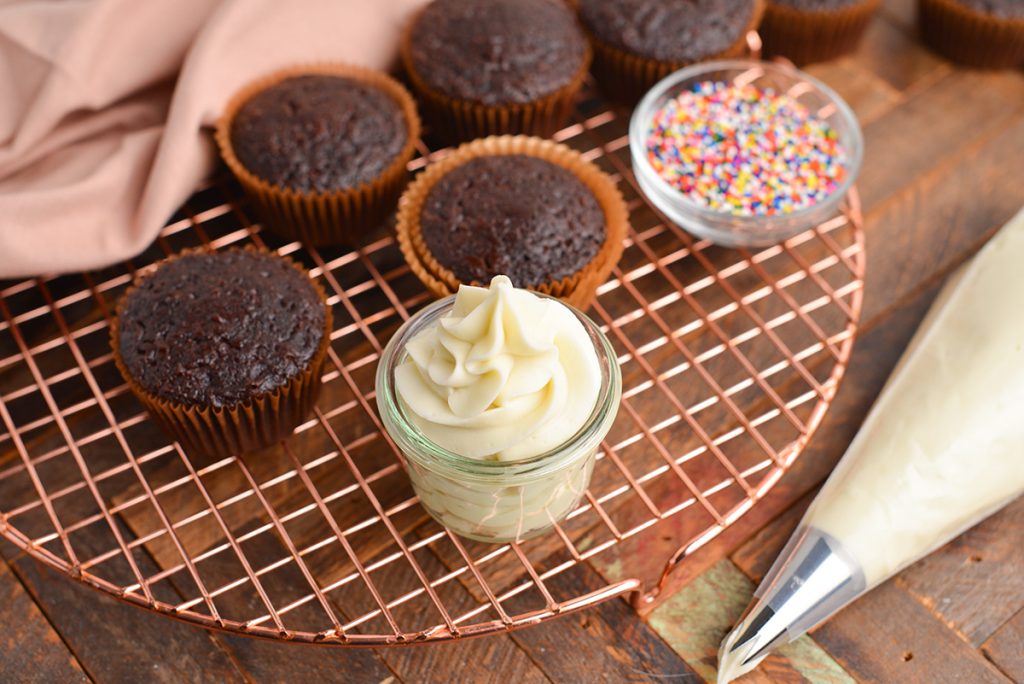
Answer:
[{"left": 0, "top": 0, "right": 428, "bottom": 279}]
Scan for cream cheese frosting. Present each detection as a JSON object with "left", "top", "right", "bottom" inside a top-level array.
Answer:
[
  {"left": 394, "top": 275, "right": 601, "bottom": 461},
  {"left": 807, "top": 207, "right": 1024, "bottom": 584}
]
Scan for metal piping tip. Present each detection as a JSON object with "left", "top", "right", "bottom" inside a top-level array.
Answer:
[
  {"left": 715, "top": 527, "right": 868, "bottom": 683},
  {"left": 716, "top": 602, "right": 783, "bottom": 683}
]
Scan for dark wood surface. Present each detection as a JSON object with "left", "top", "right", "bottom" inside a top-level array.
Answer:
[{"left": 2, "top": 1, "right": 1024, "bottom": 681}]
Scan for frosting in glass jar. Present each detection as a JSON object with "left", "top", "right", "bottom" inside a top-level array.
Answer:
[{"left": 394, "top": 275, "right": 601, "bottom": 461}]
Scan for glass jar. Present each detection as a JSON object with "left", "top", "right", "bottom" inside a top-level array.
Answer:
[
  {"left": 630, "top": 59, "right": 864, "bottom": 248},
  {"left": 376, "top": 294, "right": 621, "bottom": 543}
]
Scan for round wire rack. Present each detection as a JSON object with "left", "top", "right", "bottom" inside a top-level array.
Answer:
[{"left": 0, "top": 81, "right": 865, "bottom": 646}]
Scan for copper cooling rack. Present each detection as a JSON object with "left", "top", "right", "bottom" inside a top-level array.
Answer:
[{"left": 0, "top": 84, "right": 864, "bottom": 645}]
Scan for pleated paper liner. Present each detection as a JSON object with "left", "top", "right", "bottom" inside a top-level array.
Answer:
[
  {"left": 399, "top": 11, "right": 591, "bottom": 144},
  {"left": 759, "top": 0, "right": 880, "bottom": 66},
  {"left": 919, "top": 0, "right": 1024, "bottom": 69},
  {"left": 395, "top": 135, "right": 629, "bottom": 310},
  {"left": 583, "top": 0, "right": 765, "bottom": 106},
  {"left": 216, "top": 63, "right": 420, "bottom": 247},
  {"left": 111, "top": 247, "right": 333, "bottom": 458}
]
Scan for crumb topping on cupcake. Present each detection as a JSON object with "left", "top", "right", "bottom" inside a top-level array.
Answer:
[
  {"left": 230, "top": 75, "right": 408, "bottom": 193},
  {"left": 419, "top": 155, "right": 605, "bottom": 286},
  {"left": 407, "top": 0, "right": 588, "bottom": 105},
  {"left": 578, "top": 0, "right": 757, "bottom": 63},
  {"left": 117, "top": 250, "right": 326, "bottom": 407}
]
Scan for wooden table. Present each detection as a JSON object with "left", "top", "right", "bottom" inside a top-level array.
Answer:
[{"left": 2, "top": 0, "right": 1023, "bottom": 681}]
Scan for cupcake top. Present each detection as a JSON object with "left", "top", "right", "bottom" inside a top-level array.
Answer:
[
  {"left": 770, "top": 0, "right": 864, "bottom": 9},
  {"left": 117, "top": 250, "right": 326, "bottom": 408},
  {"left": 954, "top": 0, "right": 1024, "bottom": 18},
  {"left": 406, "top": 0, "right": 588, "bottom": 105},
  {"left": 230, "top": 74, "right": 408, "bottom": 193},
  {"left": 578, "top": 0, "right": 757, "bottom": 63},
  {"left": 419, "top": 155, "right": 605, "bottom": 287}
]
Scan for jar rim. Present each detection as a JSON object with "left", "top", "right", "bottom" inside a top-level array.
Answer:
[{"left": 375, "top": 291, "right": 622, "bottom": 481}]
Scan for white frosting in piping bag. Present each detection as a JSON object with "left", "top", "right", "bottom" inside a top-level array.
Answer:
[
  {"left": 806, "top": 208, "right": 1024, "bottom": 584},
  {"left": 395, "top": 275, "right": 601, "bottom": 461}
]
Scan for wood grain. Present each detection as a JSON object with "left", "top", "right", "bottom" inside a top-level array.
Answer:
[
  {"left": 899, "top": 496, "right": 1024, "bottom": 648},
  {"left": 0, "top": 554, "right": 90, "bottom": 684},
  {"left": 805, "top": 58, "right": 900, "bottom": 126},
  {"left": 0, "top": 415, "right": 250, "bottom": 684},
  {"left": 857, "top": 69, "right": 1024, "bottom": 215},
  {"left": 983, "top": 608, "right": 1024, "bottom": 682},
  {"left": 853, "top": 15, "right": 948, "bottom": 92},
  {"left": 813, "top": 581, "right": 1011, "bottom": 684},
  {"left": 7, "top": 553, "right": 246, "bottom": 684},
  {"left": 506, "top": 561, "right": 694, "bottom": 683}
]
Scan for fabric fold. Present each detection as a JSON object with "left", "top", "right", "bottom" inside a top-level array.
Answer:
[{"left": 0, "top": 0, "right": 428, "bottom": 278}]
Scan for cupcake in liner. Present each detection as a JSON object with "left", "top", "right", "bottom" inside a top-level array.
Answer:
[
  {"left": 579, "top": 0, "right": 765, "bottom": 105},
  {"left": 759, "top": 0, "right": 881, "bottom": 66},
  {"left": 216, "top": 64, "right": 420, "bottom": 247},
  {"left": 399, "top": 2, "right": 592, "bottom": 143},
  {"left": 111, "top": 247, "right": 333, "bottom": 457},
  {"left": 395, "top": 135, "right": 629, "bottom": 310},
  {"left": 918, "top": 0, "right": 1024, "bottom": 69}
]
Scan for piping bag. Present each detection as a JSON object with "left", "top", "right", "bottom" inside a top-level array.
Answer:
[{"left": 717, "top": 207, "right": 1024, "bottom": 683}]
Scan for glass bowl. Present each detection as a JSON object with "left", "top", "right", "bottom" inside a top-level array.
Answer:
[
  {"left": 376, "top": 294, "right": 622, "bottom": 544},
  {"left": 629, "top": 59, "right": 864, "bottom": 248}
]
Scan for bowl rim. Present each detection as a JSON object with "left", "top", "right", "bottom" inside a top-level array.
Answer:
[{"left": 629, "top": 59, "right": 864, "bottom": 227}]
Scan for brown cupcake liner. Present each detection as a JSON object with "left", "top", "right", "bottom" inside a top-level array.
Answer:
[
  {"left": 399, "top": 11, "right": 591, "bottom": 143},
  {"left": 760, "top": 0, "right": 880, "bottom": 66},
  {"left": 395, "top": 135, "right": 629, "bottom": 310},
  {"left": 918, "top": 0, "right": 1024, "bottom": 69},
  {"left": 584, "top": 0, "right": 765, "bottom": 105},
  {"left": 216, "top": 64, "right": 421, "bottom": 247},
  {"left": 110, "top": 246, "right": 334, "bottom": 457}
]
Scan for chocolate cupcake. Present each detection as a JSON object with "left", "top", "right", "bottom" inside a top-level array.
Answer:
[
  {"left": 759, "top": 0, "right": 881, "bottom": 66},
  {"left": 577, "top": 0, "right": 764, "bottom": 104},
  {"left": 217, "top": 65, "right": 420, "bottom": 246},
  {"left": 919, "top": 0, "right": 1024, "bottom": 69},
  {"left": 401, "top": 0, "right": 591, "bottom": 142},
  {"left": 112, "top": 248, "right": 332, "bottom": 456},
  {"left": 396, "top": 136, "right": 629, "bottom": 309}
]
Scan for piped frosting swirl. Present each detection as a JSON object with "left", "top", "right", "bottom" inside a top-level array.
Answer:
[{"left": 394, "top": 275, "right": 601, "bottom": 461}]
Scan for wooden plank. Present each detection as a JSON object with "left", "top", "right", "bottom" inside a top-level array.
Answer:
[
  {"left": 854, "top": 15, "right": 949, "bottom": 92},
  {"left": 647, "top": 560, "right": 853, "bottom": 683},
  {"left": 805, "top": 57, "right": 900, "bottom": 126},
  {"left": 857, "top": 69, "right": 1024, "bottom": 216},
  {"left": 730, "top": 489, "right": 814, "bottom": 583},
  {"left": 8, "top": 553, "right": 247, "bottom": 684},
  {"left": 983, "top": 608, "right": 1024, "bottom": 682},
  {"left": 176, "top": 531, "right": 399, "bottom": 683},
  {"left": 860, "top": 115, "right": 1024, "bottom": 323},
  {"left": 0, "top": 554, "right": 90, "bottom": 684},
  {"left": 813, "top": 581, "right": 1011, "bottom": 684},
  {"left": 0, "top": 417, "right": 250, "bottom": 684},
  {"left": 898, "top": 496, "right": 1024, "bottom": 647},
  {"left": 507, "top": 562, "right": 695, "bottom": 683},
  {"left": 363, "top": 549, "right": 552, "bottom": 684}
]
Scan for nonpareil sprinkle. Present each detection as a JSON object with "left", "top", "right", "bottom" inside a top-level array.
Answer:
[{"left": 646, "top": 81, "right": 847, "bottom": 217}]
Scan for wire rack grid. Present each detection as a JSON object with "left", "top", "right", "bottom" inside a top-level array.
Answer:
[{"left": 0, "top": 83, "right": 864, "bottom": 645}]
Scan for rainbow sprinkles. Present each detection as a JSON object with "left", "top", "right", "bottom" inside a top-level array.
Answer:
[{"left": 646, "top": 81, "right": 848, "bottom": 217}]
